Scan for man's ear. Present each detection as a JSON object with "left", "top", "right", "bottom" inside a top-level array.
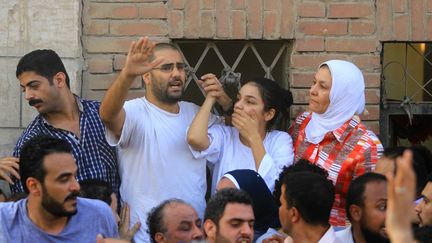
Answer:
[
  {"left": 291, "top": 207, "right": 301, "bottom": 223},
  {"left": 154, "top": 232, "right": 166, "bottom": 243},
  {"left": 143, "top": 72, "right": 151, "bottom": 86},
  {"left": 203, "top": 219, "right": 217, "bottom": 240},
  {"left": 349, "top": 204, "right": 362, "bottom": 222},
  {"left": 53, "top": 72, "right": 67, "bottom": 88},
  {"left": 26, "top": 177, "right": 42, "bottom": 197}
]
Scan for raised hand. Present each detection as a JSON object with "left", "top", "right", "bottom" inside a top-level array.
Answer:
[
  {"left": 199, "top": 74, "right": 223, "bottom": 98},
  {"left": 119, "top": 203, "right": 141, "bottom": 241},
  {"left": 385, "top": 150, "right": 415, "bottom": 243},
  {"left": 123, "top": 37, "right": 164, "bottom": 78},
  {"left": 0, "top": 156, "right": 20, "bottom": 184},
  {"left": 198, "top": 73, "right": 232, "bottom": 112}
]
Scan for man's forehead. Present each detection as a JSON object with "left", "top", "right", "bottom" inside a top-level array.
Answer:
[
  {"left": 164, "top": 203, "right": 198, "bottom": 220},
  {"left": 222, "top": 203, "right": 254, "bottom": 219},
  {"left": 43, "top": 152, "right": 77, "bottom": 175},
  {"left": 18, "top": 71, "right": 47, "bottom": 84},
  {"left": 364, "top": 181, "right": 387, "bottom": 202},
  {"left": 154, "top": 49, "right": 183, "bottom": 60}
]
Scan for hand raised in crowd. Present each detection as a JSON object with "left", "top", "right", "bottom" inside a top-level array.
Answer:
[
  {"left": 122, "top": 37, "right": 164, "bottom": 78},
  {"left": 119, "top": 203, "right": 141, "bottom": 241},
  {"left": 385, "top": 150, "right": 416, "bottom": 243},
  {"left": 199, "top": 73, "right": 232, "bottom": 112},
  {"left": 199, "top": 74, "right": 223, "bottom": 99},
  {"left": 0, "top": 156, "right": 20, "bottom": 184},
  {"left": 232, "top": 108, "right": 261, "bottom": 143}
]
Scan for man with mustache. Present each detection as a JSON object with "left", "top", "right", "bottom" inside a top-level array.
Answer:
[
  {"left": 99, "top": 37, "right": 232, "bottom": 243},
  {"left": 0, "top": 136, "right": 118, "bottom": 242},
  {"left": 203, "top": 188, "right": 255, "bottom": 243},
  {"left": 0, "top": 49, "right": 118, "bottom": 197},
  {"left": 337, "top": 172, "right": 389, "bottom": 243}
]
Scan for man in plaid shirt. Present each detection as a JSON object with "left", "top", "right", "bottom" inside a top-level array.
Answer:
[{"left": 0, "top": 49, "right": 119, "bottom": 196}]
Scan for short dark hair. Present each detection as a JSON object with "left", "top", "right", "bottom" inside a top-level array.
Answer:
[
  {"left": 150, "top": 43, "right": 182, "bottom": 61},
  {"left": 243, "top": 78, "right": 293, "bottom": 131},
  {"left": 282, "top": 171, "right": 335, "bottom": 226},
  {"left": 79, "top": 179, "right": 113, "bottom": 205},
  {"left": 204, "top": 188, "right": 252, "bottom": 227},
  {"left": 19, "top": 135, "right": 72, "bottom": 193},
  {"left": 273, "top": 159, "right": 328, "bottom": 207},
  {"left": 16, "top": 49, "right": 70, "bottom": 88},
  {"left": 414, "top": 225, "right": 432, "bottom": 243},
  {"left": 345, "top": 172, "right": 387, "bottom": 221},
  {"left": 147, "top": 199, "right": 187, "bottom": 243}
]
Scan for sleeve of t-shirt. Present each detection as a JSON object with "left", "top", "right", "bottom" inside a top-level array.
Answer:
[
  {"left": 208, "top": 112, "right": 224, "bottom": 126},
  {"left": 105, "top": 211, "right": 120, "bottom": 238},
  {"left": 257, "top": 131, "right": 295, "bottom": 191},
  {"left": 105, "top": 100, "right": 140, "bottom": 148},
  {"left": 188, "top": 124, "right": 225, "bottom": 164}
]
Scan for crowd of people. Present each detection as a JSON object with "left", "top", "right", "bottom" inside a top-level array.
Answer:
[{"left": 0, "top": 36, "right": 430, "bottom": 243}]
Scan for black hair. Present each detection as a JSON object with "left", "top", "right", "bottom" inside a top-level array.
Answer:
[
  {"left": 345, "top": 172, "right": 387, "bottom": 221},
  {"left": 282, "top": 171, "right": 335, "bottom": 226},
  {"left": 79, "top": 179, "right": 113, "bottom": 205},
  {"left": 150, "top": 42, "right": 182, "bottom": 61},
  {"left": 16, "top": 49, "right": 70, "bottom": 88},
  {"left": 204, "top": 188, "right": 252, "bottom": 227},
  {"left": 414, "top": 225, "right": 432, "bottom": 243},
  {"left": 147, "top": 198, "right": 187, "bottom": 243},
  {"left": 19, "top": 135, "right": 72, "bottom": 193},
  {"left": 273, "top": 159, "right": 328, "bottom": 207},
  {"left": 243, "top": 77, "right": 293, "bottom": 131}
]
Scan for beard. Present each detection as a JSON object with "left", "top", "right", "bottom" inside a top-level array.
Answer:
[
  {"left": 360, "top": 225, "right": 390, "bottom": 243},
  {"left": 214, "top": 228, "right": 253, "bottom": 243},
  {"left": 150, "top": 75, "right": 184, "bottom": 104},
  {"left": 41, "top": 185, "right": 79, "bottom": 217}
]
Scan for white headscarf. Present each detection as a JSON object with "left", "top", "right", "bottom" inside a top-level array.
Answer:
[{"left": 305, "top": 60, "right": 365, "bottom": 144}]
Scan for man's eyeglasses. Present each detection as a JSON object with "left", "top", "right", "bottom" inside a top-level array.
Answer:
[{"left": 153, "top": 62, "right": 186, "bottom": 73}]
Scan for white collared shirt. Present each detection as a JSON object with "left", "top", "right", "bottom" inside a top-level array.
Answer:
[
  {"left": 318, "top": 226, "right": 341, "bottom": 243},
  {"left": 335, "top": 226, "right": 355, "bottom": 243}
]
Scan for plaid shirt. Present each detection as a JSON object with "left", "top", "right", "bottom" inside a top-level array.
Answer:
[
  {"left": 11, "top": 96, "right": 119, "bottom": 195},
  {"left": 289, "top": 112, "right": 383, "bottom": 226}
]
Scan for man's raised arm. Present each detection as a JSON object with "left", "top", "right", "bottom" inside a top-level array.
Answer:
[{"left": 99, "top": 37, "right": 163, "bottom": 138}]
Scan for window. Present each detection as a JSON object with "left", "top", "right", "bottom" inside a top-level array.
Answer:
[
  {"left": 173, "top": 40, "right": 291, "bottom": 114},
  {"left": 381, "top": 42, "right": 432, "bottom": 148}
]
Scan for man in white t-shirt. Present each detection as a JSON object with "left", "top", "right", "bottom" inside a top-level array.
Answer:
[{"left": 99, "top": 37, "right": 231, "bottom": 242}]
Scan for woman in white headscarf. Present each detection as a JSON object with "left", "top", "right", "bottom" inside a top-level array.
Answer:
[{"left": 289, "top": 60, "right": 383, "bottom": 227}]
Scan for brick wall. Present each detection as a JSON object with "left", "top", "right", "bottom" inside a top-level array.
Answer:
[{"left": 81, "top": 0, "right": 432, "bottom": 134}]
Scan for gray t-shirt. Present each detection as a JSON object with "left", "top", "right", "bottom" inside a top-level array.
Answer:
[{"left": 0, "top": 197, "right": 118, "bottom": 243}]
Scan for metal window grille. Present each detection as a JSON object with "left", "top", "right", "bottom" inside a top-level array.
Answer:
[
  {"left": 380, "top": 42, "right": 432, "bottom": 147},
  {"left": 173, "top": 40, "right": 291, "bottom": 110}
]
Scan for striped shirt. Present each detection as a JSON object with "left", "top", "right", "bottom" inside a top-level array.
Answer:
[
  {"left": 289, "top": 112, "right": 383, "bottom": 227},
  {"left": 11, "top": 96, "right": 119, "bottom": 195}
]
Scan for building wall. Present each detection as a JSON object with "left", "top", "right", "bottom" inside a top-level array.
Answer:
[{"left": 1, "top": 0, "right": 432, "bottom": 156}]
